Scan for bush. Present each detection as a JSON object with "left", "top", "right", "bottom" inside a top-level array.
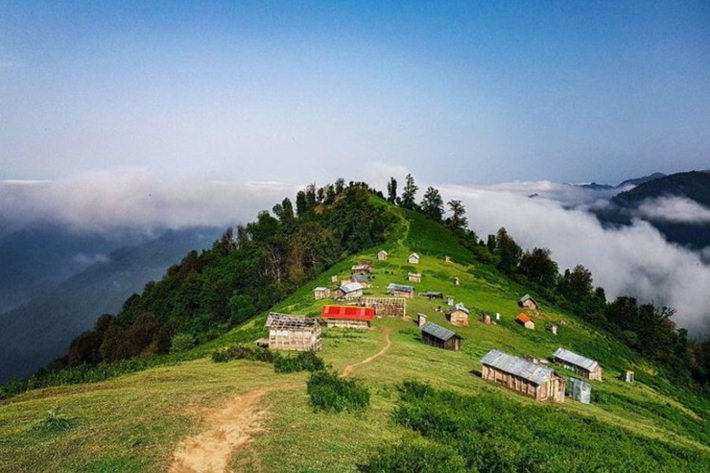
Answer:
[
  {"left": 32, "top": 406, "right": 75, "bottom": 433},
  {"left": 307, "top": 370, "right": 370, "bottom": 413},
  {"left": 170, "top": 333, "right": 196, "bottom": 353},
  {"left": 359, "top": 441, "right": 467, "bottom": 473},
  {"left": 211, "top": 345, "right": 278, "bottom": 364},
  {"left": 274, "top": 351, "right": 325, "bottom": 373}
]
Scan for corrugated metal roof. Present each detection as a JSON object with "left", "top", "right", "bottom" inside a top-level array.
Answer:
[
  {"left": 452, "top": 302, "right": 469, "bottom": 314},
  {"left": 520, "top": 294, "right": 537, "bottom": 305},
  {"left": 409, "top": 252, "right": 419, "bottom": 259},
  {"left": 378, "top": 250, "right": 388, "bottom": 255},
  {"left": 387, "top": 283, "right": 414, "bottom": 293},
  {"left": 481, "top": 349, "right": 555, "bottom": 385},
  {"left": 421, "top": 321, "right": 459, "bottom": 341},
  {"left": 321, "top": 305, "right": 374, "bottom": 321},
  {"left": 408, "top": 272, "right": 421, "bottom": 277},
  {"left": 265, "top": 313, "right": 318, "bottom": 329},
  {"left": 339, "top": 282, "right": 364, "bottom": 293},
  {"left": 554, "top": 348, "right": 598, "bottom": 372}
]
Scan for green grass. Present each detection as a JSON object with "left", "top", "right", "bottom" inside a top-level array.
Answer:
[{"left": 2, "top": 202, "right": 709, "bottom": 472}]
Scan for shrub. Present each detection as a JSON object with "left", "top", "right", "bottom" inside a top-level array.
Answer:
[
  {"left": 274, "top": 351, "right": 325, "bottom": 373},
  {"left": 170, "top": 333, "right": 196, "bottom": 353},
  {"left": 359, "top": 441, "right": 467, "bottom": 473},
  {"left": 32, "top": 406, "right": 75, "bottom": 433},
  {"left": 211, "top": 345, "right": 278, "bottom": 364},
  {"left": 307, "top": 370, "right": 370, "bottom": 413}
]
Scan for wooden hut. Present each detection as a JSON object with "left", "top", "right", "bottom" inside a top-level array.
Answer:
[
  {"left": 408, "top": 272, "right": 421, "bottom": 283},
  {"left": 265, "top": 313, "right": 322, "bottom": 351},
  {"left": 408, "top": 252, "right": 420, "bottom": 264},
  {"left": 331, "top": 275, "right": 339, "bottom": 283},
  {"left": 518, "top": 294, "right": 538, "bottom": 310},
  {"left": 481, "top": 349, "right": 565, "bottom": 402},
  {"left": 378, "top": 250, "right": 388, "bottom": 261},
  {"left": 420, "top": 321, "right": 462, "bottom": 351},
  {"left": 446, "top": 296, "right": 455, "bottom": 306},
  {"left": 351, "top": 263, "right": 371, "bottom": 276},
  {"left": 334, "top": 282, "right": 364, "bottom": 300},
  {"left": 417, "top": 313, "right": 428, "bottom": 327},
  {"left": 516, "top": 313, "right": 535, "bottom": 330},
  {"left": 352, "top": 274, "right": 371, "bottom": 288},
  {"left": 313, "top": 287, "right": 331, "bottom": 300},
  {"left": 448, "top": 302, "right": 469, "bottom": 327},
  {"left": 387, "top": 283, "right": 415, "bottom": 299},
  {"left": 425, "top": 291, "right": 443, "bottom": 300},
  {"left": 481, "top": 314, "right": 492, "bottom": 325},
  {"left": 321, "top": 305, "right": 374, "bottom": 329},
  {"left": 361, "top": 296, "right": 406, "bottom": 317},
  {"left": 553, "top": 348, "right": 602, "bottom": 381}
]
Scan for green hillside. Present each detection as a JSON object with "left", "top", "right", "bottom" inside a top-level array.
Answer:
[{"left": 2, "top": 195, "right": 710, "bottom": 472}]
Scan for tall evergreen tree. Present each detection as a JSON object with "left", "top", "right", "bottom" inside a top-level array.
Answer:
[
  {"left": 387, "top": 177, "right": 398, "bottom": 203},
  {"left": 296, "top": 191, "right": 307, "bottom": 216},
  {"left": 446, "top": 200, "right": 468, "bottom": 232},
  {"left": 420, "top": 186, "right": 444, "bottom": 222},
  {"left": 401, "top": 173, "right": 418, "bottom": 209}
]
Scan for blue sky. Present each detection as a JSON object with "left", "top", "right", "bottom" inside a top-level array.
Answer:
[{"left": 1, "top": 1, "right": 709, "bottom": 184}]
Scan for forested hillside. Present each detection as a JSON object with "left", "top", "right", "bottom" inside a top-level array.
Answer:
[{"left": 2, "top": 177, "right": 710, "bottom": 473}]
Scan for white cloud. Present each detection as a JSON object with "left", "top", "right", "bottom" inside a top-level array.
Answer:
[
  {"left": 636, "top": 196, "right": 710, "bottom": 224},
  {"left": 0, "top": 168, "right": 298, "bottom": 233},
  {"left": 440, "top": 183, "right": 710, "bottom": 335}
]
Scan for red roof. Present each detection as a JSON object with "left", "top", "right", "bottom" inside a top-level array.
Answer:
[
  {"left": 516, "top": 313, "right": 531, "bottom": 323},
  {"left": 321, "top": 305, "right": 375, "bottom": 321}
]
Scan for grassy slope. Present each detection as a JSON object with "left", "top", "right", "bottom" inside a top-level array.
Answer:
[{"left": 1, "top": 198, "right": 709, "bottom": 472}]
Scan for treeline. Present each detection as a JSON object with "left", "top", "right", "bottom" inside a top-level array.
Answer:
[
  {"left": 39, "top": 182, "right": 395, "bottom": 377},
  {"left": 385, "top": 173, "right": 710, "bottom": 391}
]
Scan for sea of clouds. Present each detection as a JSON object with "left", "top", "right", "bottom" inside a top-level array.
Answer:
[{"left": 2, "top": 166, "right": 709, "bottom": 335}]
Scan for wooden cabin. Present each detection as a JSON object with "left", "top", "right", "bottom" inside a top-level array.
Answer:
[
  {"left": 378, "top": 250, "right": 388, "bottom": 261},
  {"left": 519, "top": 294, "right": 538, "bottom": 311},
  {"left": 417, "top": 313, "right": 428, "bottom": 327},
  {"left": 331, "top": 275, "right": 339, "bottom": 283},
  {"left": 351, "top": 263, "right": 371, "bottom": 276},
  {"left": 481, "top": 349, "right": 565, "bottom": 402},
  {"left": 624, "top": 370, "right": 635, "bottom": 383},
  {"left": 481, "top": 314, "right": 492, "bottom": 325},
  {"left": 321, "top": 305, "right": 374, "bottom": 329},
  {"left": 387, "top": 283, "right": 415, "bottom": 299},
  {"left": 448, "top": 302, "right": 469, "bottom": 327},
  {"left": 408, "top": 252, "right": 420, "bottom": 264},
  {"left": 446, "top": 296, "right": 455, "bottom": 306},
  {"left": 265, "top": 313, "right": 322, "bottom": 351},
  {"left": 420, "top": 321, "right": 462, "bottom": 351},
  {"left": 425, "top": 291, "right": 443, "bottom": 300},
  {"left": 516, "top": 313, "right": 535, "bottom": 330},
  {"left": 352, "top": 274, "right": 371, "bottom": 288},
  {"left": 334, "top": 282, "right": 364, "bottom": 300},
  {"left": 361, "top": 296, "right": 406, "bottom": 317},
  {"left": 313, "top": 287, "right": 331, "bottom": 300},
  {"left": 408, "top": 272, "right": 421, "bottom": 283},
  {"left": 553, "top": 348, "right": 602, "bottom": 381}
]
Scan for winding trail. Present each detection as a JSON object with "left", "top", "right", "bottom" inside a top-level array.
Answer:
[
  {"left": 340, "top": 327, "right": 391, "bottom": 378},
  {"left": 167, "top": 385, "right": 296, "bottom": 473},
  {"left": 167, "top": 328, "right": 391, "bottom": 472}
]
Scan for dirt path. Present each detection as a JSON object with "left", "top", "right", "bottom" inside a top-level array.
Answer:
[
  {"left": 167, "top": 385, "right": 294, "bottom": 473},
  {"left": 340, "top": 327, "right": 391, "bottom": 378}
]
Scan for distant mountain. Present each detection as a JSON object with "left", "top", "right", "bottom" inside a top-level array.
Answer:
[
  {"left": 616, "top": 172, "right": 667, "bottom": 189},
  {"left": 0, "top": 225, "right": 151, "bottom": 313},
  {"left": 612, "top": 171, "right": 710, "bottom": 208},
  {"left": 596, "top": 171, "right": 710, "bottom": 249},
  {"left": 0, "top": 227, "right": 221, "bottom": 382},
  {"left": 576, "top": 182, "right": 615, "bottom": 191}
]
